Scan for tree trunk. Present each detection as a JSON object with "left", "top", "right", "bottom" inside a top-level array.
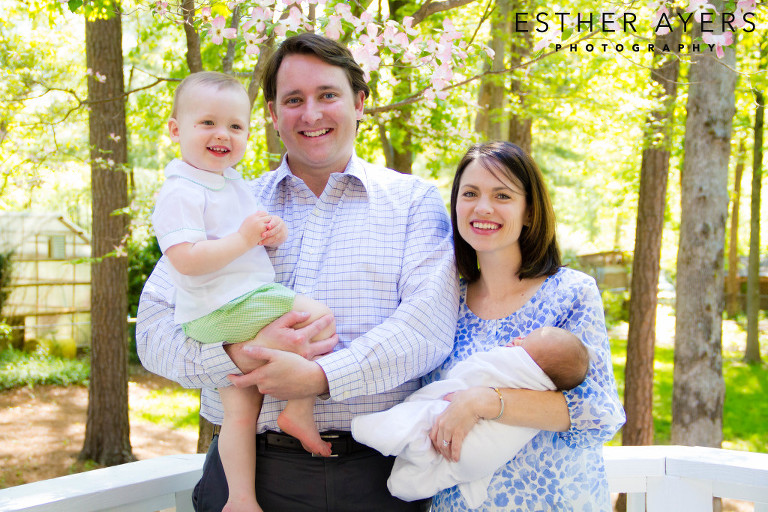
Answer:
[
  {"left": 80, "top": 5, "right": 134, "bottom": 466},
  {"left": 672, "top": 6, "right": 736, "bottom": 447},
  {"left": 378, "top": 0, "right": 414, "bottom": 174},
  {"left": 476, "top": 0, "right": 509, "bottom": 140},
  {"left": 623, "top": 23, "right": 681, "bottom": 448},
  {"left": 197, "top": 410, "right": 215, "bottom": 454},
  {"left": 726, "top": 141, "right": 746, "bottom": 317},
  {"left": 222, "top": 7, "right": 240, "bottom": 75},
  {"left": 507, "top": 0, "right": 532, "bottom": 154},
  {"left": 181, "top": 0, "right": 203, "bottom": 73},
  {"left": 745, "top": 89, "right": 764, "bottom": 363}
]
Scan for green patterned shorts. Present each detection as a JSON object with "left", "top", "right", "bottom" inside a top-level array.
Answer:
[{"left": 183, "top": 283, "right": 296, "bottom": 344}]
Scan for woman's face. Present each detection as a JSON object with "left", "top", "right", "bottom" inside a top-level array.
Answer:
[{"left": 455, "top": 159, "right": 529, "bottom": 258}]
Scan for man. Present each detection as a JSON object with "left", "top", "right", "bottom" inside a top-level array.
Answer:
[{"left": 136, "top": 33, "right": 459, "bottom": 512}]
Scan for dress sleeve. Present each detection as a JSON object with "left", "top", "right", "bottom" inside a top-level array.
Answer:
[
  {"left": 317, "top": 184, "right": 460, "bottom": 401},
  {"left": 557, "top": 275, "right": 626, "bottom": 448}
]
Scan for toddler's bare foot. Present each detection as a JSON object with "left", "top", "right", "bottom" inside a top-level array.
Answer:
[{"left": 278, "top": 412, "right": 332, "bottom": 457}]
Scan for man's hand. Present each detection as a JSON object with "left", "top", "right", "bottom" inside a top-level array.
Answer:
[
  {"left": 224, "top": 310, "right": 336, "bottom": 376},
  {"left": 228, "top": 347, "right": 329, "bottom": 400}
]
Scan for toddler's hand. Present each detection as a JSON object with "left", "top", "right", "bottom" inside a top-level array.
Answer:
[
  {"left": 260, "top": 215, "right": 287, "bottom": 247},
  {"left": 238, "top": 212, "right": 271, "bottom": 247}
]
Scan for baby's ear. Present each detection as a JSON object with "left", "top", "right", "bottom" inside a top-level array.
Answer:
[{"left": 168, "top": 118, "right": 180, "bottom": 141}]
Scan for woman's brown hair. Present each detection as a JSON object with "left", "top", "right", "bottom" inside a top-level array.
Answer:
[{"left": 450, "top": 141, "right": 561, "bottom": 282}]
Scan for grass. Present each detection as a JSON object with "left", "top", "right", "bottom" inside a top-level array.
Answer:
[
  {"left": 609, "top": 335, "right": 768, "bottom": 452},
  {"left": 0, "top": 348, "right": 89, "bottom": 390},
  {"left": 0, "top": 347, "right": 200, "bottom": 431},
  {"left": 129, "top": 385, "right": 199, "bottom": 430}
]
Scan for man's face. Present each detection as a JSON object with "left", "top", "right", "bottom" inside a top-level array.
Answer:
[{"left": 268, "top": 54, "right": 365, "bottom": 182}]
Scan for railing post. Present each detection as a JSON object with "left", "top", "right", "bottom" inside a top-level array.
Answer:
[
  {"left": 646, "top": 475, "right": 713, "bottom": 511},
  {"left": 175, "top": 489, "right": 195, "bottom": 512},
  {"left": 626, "top": 492, "right": 646, "bottom": 512}
]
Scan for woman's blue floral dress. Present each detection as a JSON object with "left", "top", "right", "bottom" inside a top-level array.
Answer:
[{"left": 424, "top": 267, "right": 625, "bottom": 512}]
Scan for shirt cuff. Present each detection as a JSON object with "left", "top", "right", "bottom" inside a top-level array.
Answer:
[
  {"left": 199, "top": 341, "right": 243, "bottom": 388},
  {"left": 316, "top": 349, "right": 365, "bottom": 402}
]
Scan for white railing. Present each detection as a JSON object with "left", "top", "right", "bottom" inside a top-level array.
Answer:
[
  {"left": 604, "top": 445, "right": 768, "bottom": 512},
  {"left": 0, "top": 446, "right": 766, "bottom": 511},
  {"left": 0, "top": 454, "right": 203, "bottom": 512}
]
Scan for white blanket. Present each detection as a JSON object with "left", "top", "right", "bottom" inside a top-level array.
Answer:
[{"left": 351, "top": 346, "right": 555, "bottom": 509}]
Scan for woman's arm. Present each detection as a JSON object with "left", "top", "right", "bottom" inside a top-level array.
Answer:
[
  {"left": 429, "top": 386, "right": 569, "bottom": 462},
  {"left": 556, "top": 275, "right": 626, "bottom": 448}
]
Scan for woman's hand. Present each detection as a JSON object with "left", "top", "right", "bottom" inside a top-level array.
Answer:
[{"left": 429, "top": 386, "right": 501, "bottom": 462}]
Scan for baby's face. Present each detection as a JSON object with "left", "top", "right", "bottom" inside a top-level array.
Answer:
[
  {"left": 508, "top": 330, "right": 542, "bottom": 348},
  {"left": 168, "top": 84, "right": 251, "bottom": 174}
]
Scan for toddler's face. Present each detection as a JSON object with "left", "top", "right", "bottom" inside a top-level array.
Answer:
[{"left": 169, "top": 84, "right": 251, "bottom": 174}]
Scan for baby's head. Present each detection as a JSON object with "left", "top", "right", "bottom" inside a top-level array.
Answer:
[
  {"left": 515, "top": 326, "right": 589, "bottom": 391},
  {"left": 168, "top": 71, "right": 251, "bottom": 174}
]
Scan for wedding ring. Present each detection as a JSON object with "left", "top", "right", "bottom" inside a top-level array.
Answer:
[{"left": 442, "top": 439, "right": 450, "bottom": 447}]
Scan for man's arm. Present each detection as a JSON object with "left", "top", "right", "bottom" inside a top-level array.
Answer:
[
  {"left": 136, "top": 257, "right": 239, "bottom": 388},
  {"left": 136, "top": 257, "right": 336, "bottom": 389}
]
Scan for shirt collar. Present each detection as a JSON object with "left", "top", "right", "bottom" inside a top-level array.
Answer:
[
  {"left": 274, "top": 152, "right": 370, "bottom": 192},
  {"left": 164, "top": 159, "right": 241, "bottom": 190}
]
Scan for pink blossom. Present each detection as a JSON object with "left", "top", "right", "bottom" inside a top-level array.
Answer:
[
  {"left": 533, "top": 30, "right": 562, "bottom": 52},
  {"left": 335, "top": 3, "right": 353, "bottom": 21},
  {"left": 283, "top": 6, "right": 304, "bottom": 33},
  {"left": 422, "top": 88, "right": 437, "bottom": 108},
  {"left": 381, "top": 23, "right": 409, "bottom": 51},
  {"left": 209, "top": 15, "right": 237, "bottom": 44},
  {"left": 324, "top": 15, "right": 343, "bottom": 40},
  {"left": 686, "top": 0, "right": 717, "bottom": 24},
  {"left": 359, "top": 11, "right": 374, "bottom": 25},
  {"left": 402, "top": 16, "right": 418, "bottom": 36},
  {"left": 153, "top": 1, "right": 168, "bottom": 16},
  {"left": 732, "top": 0, "right": 756, "bottom": 28},
  {"left": 200, "top": 7, "right": 213, "bottom": 25},
  {"left": 350, "top": 42, "right": 381, "bottom": 81},
  {"left": 702, "top": 31, "right": 733, "bottom": 58},
  {"left": 243, "top": 6, "right": 272, "bottom": 32},
  {"left": 227, "top": 0, "right": 245, "bottom": 10},
  {"left": 245, "top": 32, "right": 266, "bottom": 55},
  {"left": 367, "top": 23, "right": 380, "bottom": 41},
  {"left": 431, "top": 64, "right": 453, "bottom": 92},
  {"left": 441, "top": 19, "right": 462, "bottom": 43},
  {"left": 652, "top": 6, "right": 671, "bottom": 35}
]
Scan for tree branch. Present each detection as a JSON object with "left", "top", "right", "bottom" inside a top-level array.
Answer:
[
  {"left": 411, "top": 0, "right": 477, "bottom": 26},
  {"left": 367, "top": 29, "right": 602, "bottom": 115}
]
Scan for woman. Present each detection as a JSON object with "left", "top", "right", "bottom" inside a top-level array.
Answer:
[{"left": 426, "top": 141, "right": 625, "bottom": 511}]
